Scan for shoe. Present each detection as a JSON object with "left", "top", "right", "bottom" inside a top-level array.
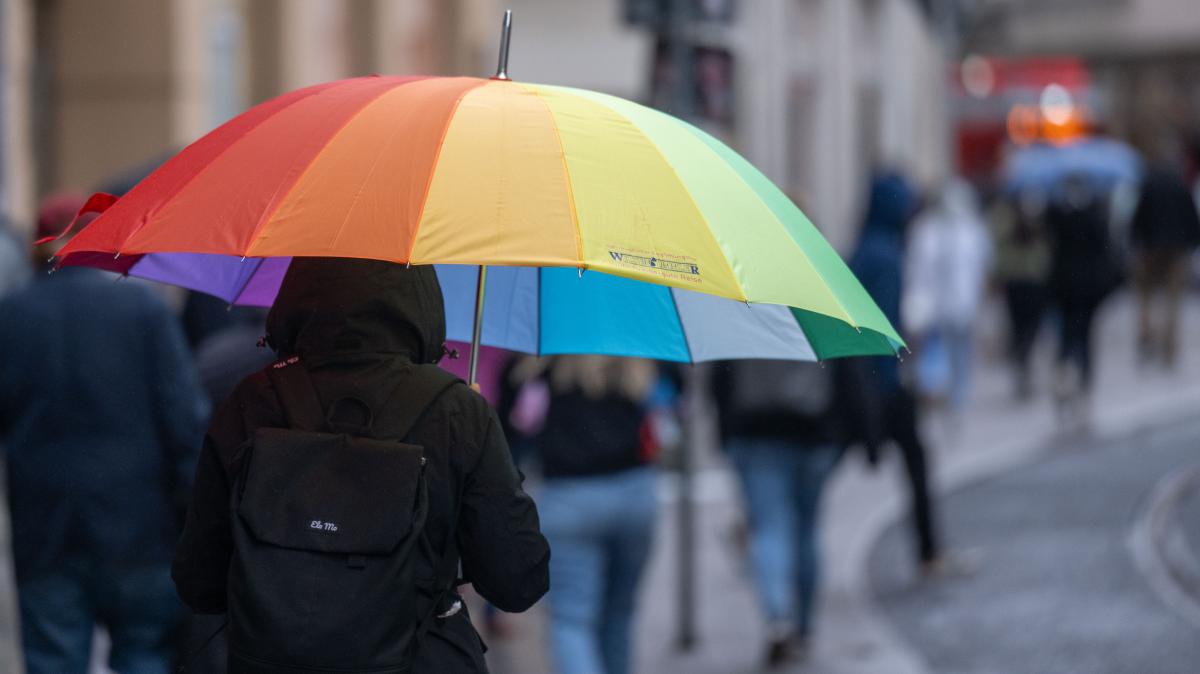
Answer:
[
  {"left": 765, "top": 638, "right": 791, "bottom": 668},
  {"left": 763, "top": 622, "right": 802, "bottom": 669},
  {"left": 920, "top": 547, "right": 982, "bottom": 580}
]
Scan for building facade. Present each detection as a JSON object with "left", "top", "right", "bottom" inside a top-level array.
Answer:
[
  {"left": 0, "top": 0, "right": 501, "bottom": 236},
  {"left": 1, "top": 0, "right": 946, "bottom": 250},
  {"left": 960, "top": 0, "right": 1200, "bottom": 163}
]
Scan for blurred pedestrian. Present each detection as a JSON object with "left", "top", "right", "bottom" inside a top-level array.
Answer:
[
  {"left": 1046, "top": 173, "right": 1124, "bottom": 422},
  {"left": 532, "top": 355, "right": 661, "bottom": 674},
  {"left": 1129, "top": 164, "right": 1200, "bottom": 368},
  {"left": 173, "top": 258, "right": 549, "bottom": 673},
  {"left": 988, "top": 188, "right": 1051, "bottom": 399},
  {"left": 0, "top": 193, "right": 209, "bottom": 674},
  {"left": 904, "top": 178, "right": 992, "bottom": 416},
  {"left": 841, "top": 172, "right": 953, "bottom": 575},
  {"left": 713, "top": 359, "right": 839, "bottom": 667}
]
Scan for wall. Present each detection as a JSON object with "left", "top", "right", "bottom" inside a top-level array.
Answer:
[
  {"left": 998, "top": 0, "right": 1200, "bottom": 58},
  {"left": 501, "top": 0, "right": 650, "bottom": 98},
  {"left": 1, "top": 0, "right": 33, "bottom": 231}
]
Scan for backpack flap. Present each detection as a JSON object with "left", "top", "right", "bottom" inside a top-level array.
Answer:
[{"left": 239, "top": 428, "right": 424, "bottom": 555}]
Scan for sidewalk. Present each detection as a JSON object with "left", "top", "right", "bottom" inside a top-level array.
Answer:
[
  {"left": 487, "top": 291, "right": 1200, "bottom": 673},
  {"left": 1, "top": 293, "right": 1197, "bottom": 673}
]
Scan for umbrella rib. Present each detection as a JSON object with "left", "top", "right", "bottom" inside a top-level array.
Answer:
[
  {"left": 536, "top": 266, "right": 543, "bottom": 357},
  {"left": 672, "top": 120, "right": 861, "bottom": 330},
  {"left": 406, "top": 82, "right": 488, "bottom": 264},
  {"left": 228, "top": 256, "right": 269, "bottom": 306},
  {"left": 238, "top": 78, "right": 436, "bottom": 259},
  {"left": 326, "top": 123, "right": 408, "bottom": 251},
  {"left": 788, "top": 305, "right": 824, "bottom": 361},
  {"left": 535, "top": 85, "right": 748, "bottom": 302},
  {"left": 523, "top": 85, "right": 585, "bottom": 269},
  {"left": 113, "top": 81, "right": 344, "bottom": 256},
  {"left": 668, "top": 288, "right": 695, "bottom": 364}
]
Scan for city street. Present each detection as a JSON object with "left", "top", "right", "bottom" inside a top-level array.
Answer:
[
  {"left": 0, "top": 294, "right": 1195, "bottom": 674},
  {"left": 2, "top": 2, "right": 1200, "bottom": 674},
  {"left": 483, "top": 292, "right": 1200, "bottom": 674},
  {"left": 870, "top": 417, "right": 1200, "bottom": 674}
]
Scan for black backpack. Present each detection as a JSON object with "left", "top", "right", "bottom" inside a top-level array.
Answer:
[{"left": 226, "top": 356, "right": 460, "bottom": 673}]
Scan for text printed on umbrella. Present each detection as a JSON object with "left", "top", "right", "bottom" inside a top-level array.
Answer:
[{"left": 608, "top": 249, "right": 701, "bottom": 283}]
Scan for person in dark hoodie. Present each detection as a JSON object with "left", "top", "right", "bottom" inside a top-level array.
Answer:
[
  {"left": 1129, "top": 163, "right": 1200, "bottom": 368},
  {"left": 172, "top": 258, "right": 550, "bottom": 673},
  {"left": 713, "top": 359, "right": 839, "bottom": 668},
  {"left": 1045, "top": 172, "right": 1123, "bottom": 422},
  {"left": 840, "top": 172, "right": 950, "bottom": 576}
]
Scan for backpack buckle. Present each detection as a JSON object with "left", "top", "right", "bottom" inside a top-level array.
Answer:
[{"left": 436, "top": 599, "right": 462, "bottom": 619}]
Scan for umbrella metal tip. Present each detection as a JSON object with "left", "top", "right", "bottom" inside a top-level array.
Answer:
[{"left": 494, "top": 9, "right": 513, "bottom": 80}]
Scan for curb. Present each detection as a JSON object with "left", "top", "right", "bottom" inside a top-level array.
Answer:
[
  {"left": 1129, "top": 463, "right": 1200, "bottom": 630},
  {"left": 841, "top": 377, "right": 1200, "bottom": 674}
]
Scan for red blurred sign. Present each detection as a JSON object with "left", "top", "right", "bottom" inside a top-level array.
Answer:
[{"left": 953, "top": 56, "right": 1093, "bottom": 181}]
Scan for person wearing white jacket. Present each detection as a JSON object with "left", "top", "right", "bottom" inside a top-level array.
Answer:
[{"left": 903, "top": 178, "right": 993, "bottom": 415}]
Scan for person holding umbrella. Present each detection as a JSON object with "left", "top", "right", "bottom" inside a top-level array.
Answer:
[
  {"left": 49, "top": 20, "right": 907, "bottom": 671},
  {"left": 172, "top": 258, "right": 550, "bottom": 672}
]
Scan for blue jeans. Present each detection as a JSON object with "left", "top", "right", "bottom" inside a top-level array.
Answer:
[
  {"left": 539, "top": 467, "right": 657, "bottom": 674},
  {"left": 18, "top": 562, "right": 182, "bottom": 674},
  {"left": 728, "top": 439, "right": 838, "bottom": 636}
]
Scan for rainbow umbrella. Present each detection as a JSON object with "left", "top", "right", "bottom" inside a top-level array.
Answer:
[{"left": 56, "top": 71, "right": 901, "bottom": 371}]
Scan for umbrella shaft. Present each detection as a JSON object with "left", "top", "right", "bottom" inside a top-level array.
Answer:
[{"left": 468, "top": 265, "right": 488, "bottom": 386}]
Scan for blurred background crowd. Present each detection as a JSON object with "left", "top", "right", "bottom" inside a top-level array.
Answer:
[{"left": 2, "top": 1, "right": 1200, "bottom": 673}]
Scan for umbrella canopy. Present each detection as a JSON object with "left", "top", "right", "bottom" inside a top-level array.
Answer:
[
  {"left": 56, "top": 75, "right": 901, "bottom": 357},
  {"left": 113, "top": 255, "right": 869, "bottom": 361}
]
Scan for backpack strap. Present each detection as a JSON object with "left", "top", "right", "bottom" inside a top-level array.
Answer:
[
  {"left": 265, "top": 356, "right": 326, "bottom": 432},
  {"left": 389, "top": 365, "right": 470, "bottom": 651},
  {"left": 414, "top": 476, "right": 467, "bottom": 649},
  {"left": 371, "top": 364, "right": 461, "bottom": 442}
]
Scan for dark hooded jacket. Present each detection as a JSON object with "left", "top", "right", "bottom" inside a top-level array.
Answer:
[
  {"left": 848, "top": 173, "right": 915, "bottom": 393},
  {"left": 832, "top": 174, "right": 917, "bottom": 456},
  {"left": 1130, "top": 166, "right": 1200, "bottom": 251},
  {"left": 172, "top": 259, "right": 550, "bottom": 673},
  {"left": 0, "top": 267, "right": 207, "bottom": 578}
]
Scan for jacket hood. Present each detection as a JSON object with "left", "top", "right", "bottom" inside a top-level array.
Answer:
[
  {"left": 937, "top": 178, "right": 980, "bottom": 223},
  {"left": 265, "top": 258, "right": 446, "bottom": 364},
  {"left": 859, "top": 172, "right": 916, "bottom": 240}
]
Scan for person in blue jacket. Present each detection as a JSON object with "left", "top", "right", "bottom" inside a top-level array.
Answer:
[{"left": 841, "top": 172, "right": 949, "bottom": 575}]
